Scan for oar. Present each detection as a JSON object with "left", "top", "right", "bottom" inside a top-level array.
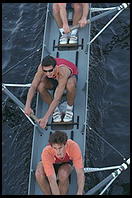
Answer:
[
  {"left": 30, "top": 112, "right": 39, "bottom": 123},
  {"left": 70, "top": 3, "right": 130, "bottom": 32},
  {"left": 2, "top": 84, "right": 45, "bottom": 134},
  {"left": 85, "top": 158, "right": 130, "bottom": 195}
]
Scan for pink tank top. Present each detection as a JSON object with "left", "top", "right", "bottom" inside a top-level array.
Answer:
[{"left": 55, "top": 58, "right": 78, "bottom": 76}]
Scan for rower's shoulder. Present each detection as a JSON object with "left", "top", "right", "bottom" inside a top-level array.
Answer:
[
  {"left": 32, "top": 64, "right": 43, "bottom": 83},
  {"left": 67, "top": 139, "right": 77, "bottom": 147},
  {"left": 58, "top": 65, "right": 71, "bottom": 75},
  {"left": 37, "top": 64, "right": 43, "bottom": 73},
  {"left": 35, "top": 64, "right": 43, "bottom": 76}
]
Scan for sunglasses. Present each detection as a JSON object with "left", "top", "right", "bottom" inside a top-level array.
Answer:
[{"left": 42, "top": 68, "right": 54, "bottom": 73}]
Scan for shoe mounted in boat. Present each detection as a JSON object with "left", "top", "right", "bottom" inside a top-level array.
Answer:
[
  {"left": 69, "top": 34, "right": 77, "bottom": 44},
  {"left": 59, "top": 34, "right": 68, "bottom": 45},
  {"left": 63, "top": 109, "right": 73, "bottom": 122},
  {"left": 53, "top": 110, "right": 62, "bottom": 122}
]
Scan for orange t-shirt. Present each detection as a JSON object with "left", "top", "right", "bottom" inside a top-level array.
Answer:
[{"left": 41, "top": 139, "right": 83, "bottom": 177}]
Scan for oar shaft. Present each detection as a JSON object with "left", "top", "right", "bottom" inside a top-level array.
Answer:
[
  {"left": 70, "top": 3, "right": 129, "bottom": 32},
  {"left": 2, "top": 84, "right": 45, "bottom": 133},
  {"left": 3, "top": 84, "right": 39, "bottom": 121},
  {"left": 2, "top": 84, "right": 25, "bottom": 109},
  {"left": 70, "top": 8, "right": 118, "bottom": 31}
]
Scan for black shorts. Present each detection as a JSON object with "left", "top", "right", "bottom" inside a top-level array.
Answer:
[
  {"left": 53, "top": 160, "right": 73, "bottom": 176},
  {"left": 66, "top": 3, "right": 72, "bottom": 9},
  {"left": 50, "top": 78, "right": 58, "bottom": 90}
]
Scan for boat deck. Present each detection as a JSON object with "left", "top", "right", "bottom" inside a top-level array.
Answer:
[{"left": 28, "top": 3, "right": 91, "bottom": 195}]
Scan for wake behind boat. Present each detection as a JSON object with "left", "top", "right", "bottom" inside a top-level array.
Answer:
[{"left": 2, "top": 3, "right": 130, "bottom": 195}]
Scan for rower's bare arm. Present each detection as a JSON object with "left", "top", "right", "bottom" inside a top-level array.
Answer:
[
  {"left": 25, "top": 64, "right": 43, "bottom": 113},
  {"left": 82, "top": 3, "right": 89, "bottom": 19},
  {"left": 48, "top": 174, "right": 60, "bottom": 195},
  {"left": 79, "top": 3, "right": 89, "bottom": 28},
  {"left": 76, "top": 168, "right": 85, "bottom": 195},
  {"left": 44, "top": 67, "right": 70, "bottom": 119}
]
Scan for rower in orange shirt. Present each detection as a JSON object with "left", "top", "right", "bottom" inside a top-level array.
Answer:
[{"left": 35, "top": 130, "right": 85, "bottom": 195}]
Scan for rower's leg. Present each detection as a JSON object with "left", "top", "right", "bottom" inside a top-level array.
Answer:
[
  {"left": 57, "top": 163, "right": 72, "bottom": 195},
  {"left": 52, "top": 3, "right": 64, "bottom": 28},
  {"left": 63, "top": 77, "right": 76, "bottom": 122},
  {"left": 37, "top": 77, "right": 53, "bottom": 105},
  {"left": 35, "top": 161, "right": 52, "bottom": 195},
  {"left": 72, "top": 3, "right": 83, "bottom": 26},
  {"left": 65, "top": 76, "right": 77, "bottom": 106}
]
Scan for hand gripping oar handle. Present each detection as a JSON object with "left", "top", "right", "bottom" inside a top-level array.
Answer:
[
  {"left": 70, "top": 9, "right": 117, "bottom": 32},
  {"left": 70, "top": 3, "right": 130, "bottom": 32},
  {"left": 30, "top": 112, "right": 48, "bottom": 133},
  {"left": 30, "top": 112, "right": 39, "bottom": 123},
  {"left": 30, "top": 113, "right": 50, "bottom": 128}
]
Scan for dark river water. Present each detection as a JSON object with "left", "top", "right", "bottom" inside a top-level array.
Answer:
[{"left": 2, "top": 3, "right": 130, "bottom": 195}]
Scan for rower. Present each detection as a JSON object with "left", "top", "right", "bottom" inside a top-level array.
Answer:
[
  {"left": 35, "top": 130, "right": 85, "bottom": 195},
  {"left": 52, "top": 3, "right": 89, "bottom": 45},
  {"left": 24, "top": 55, "right": 78, "bottom": 129}
]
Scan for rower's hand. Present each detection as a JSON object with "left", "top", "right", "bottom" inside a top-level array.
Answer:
[
  {"left": 38, "top": 117, "right": 48, "bottom": 129},
  {"left": 63, "top": 24, "right": 70, "bottom": 34},
  {"left": 78, "top": 17, "right": 87, "bottom": 28},
  {"left": 24, "top": 106, "right": 34, "bottom": 117}
]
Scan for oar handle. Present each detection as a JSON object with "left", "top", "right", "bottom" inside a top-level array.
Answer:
[
  {"left": 30, "top": 112, "right": 49, "bottom": 130},
  {"left": 70, "top": 2, "right": 130, "bottom": 32},
  {"left": 30, "top": 112, "right": 39, "bottom": 123},
  {"left": 70, "top": 19, "right": 91, "bottom": 31}
]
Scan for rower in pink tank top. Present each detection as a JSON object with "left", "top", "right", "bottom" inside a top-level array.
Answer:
[{"left": 55, "top": 58, "right": 78, "bottom": 76}]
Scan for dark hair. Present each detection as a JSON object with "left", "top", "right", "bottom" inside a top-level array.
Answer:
[
  {"left": 49, "top": 131, "right": 68, "bottom": 146},
  {"left": 42, "top": 55, "right": 56, "bottom": 68}
]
